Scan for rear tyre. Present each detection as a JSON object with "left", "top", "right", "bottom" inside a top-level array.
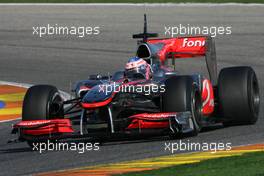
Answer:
[
  {"left": 22, "top": 85, "right": 64, "bottom": 121},
  {"left": 218, "top": 66, "right": 260, "bottom": 125},
  {"left": 162, "top": 76, "right": 202, "bottom": 137}
]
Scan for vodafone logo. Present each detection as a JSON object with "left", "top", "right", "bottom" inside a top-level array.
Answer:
[
  {"left": 142, "top": 113, "right": 177, "bottom": 118},
  {"left": 182, "top": 38, "right": 205, "bottom": 48},
  {"left": 19, "top": 120, "right": 51, "bottom": 126}
]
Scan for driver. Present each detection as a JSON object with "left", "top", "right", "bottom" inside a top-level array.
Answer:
[{"left": 125, "top": 56, "right": 152, "bottom": 80}]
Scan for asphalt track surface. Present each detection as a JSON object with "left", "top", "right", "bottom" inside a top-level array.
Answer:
[{"left": 0, "top": 4, "right": 263, "bottom": 176}]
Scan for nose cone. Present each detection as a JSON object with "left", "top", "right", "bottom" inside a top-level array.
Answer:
[{"left": 82, "top": 83, "right": 115, "bottom": 103}]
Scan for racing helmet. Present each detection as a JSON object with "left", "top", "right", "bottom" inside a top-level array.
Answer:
[{"left": 125, "top": 56, "right": 151, "bottom": 79}]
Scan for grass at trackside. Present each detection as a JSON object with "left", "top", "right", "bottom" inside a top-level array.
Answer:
[
  {"left": 116, "top": 151, "right": 264, "bottom": 176},
  {"left": 0, "top": 0, "right": 264, "bottom": 3}
]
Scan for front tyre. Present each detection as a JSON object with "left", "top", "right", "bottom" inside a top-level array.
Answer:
[
  {"left": 22, "top": 85, "right": 64, "bottom": 121},
  {"left": 162, "top": 76, "right": 202, "bottom": 137},
  {"left": 218, "top": 66, "right": 260, "bottom": 125}
]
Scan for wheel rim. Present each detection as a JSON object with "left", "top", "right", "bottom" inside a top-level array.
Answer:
[
  {"left": 48, "top": 92, "right": 63, "bottom": 118},
  {"left": 191, "top": 89, "right": 202, "bottom": 131},
  {"left": 250, "top": 74, "right": 260, "bottom": 117}
]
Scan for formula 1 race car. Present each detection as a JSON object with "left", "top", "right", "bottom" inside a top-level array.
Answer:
[{"left": 12, "top": 15, "right": 260, "bottom": 147}]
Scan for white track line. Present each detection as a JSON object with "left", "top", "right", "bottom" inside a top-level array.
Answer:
[
  {"left": 0, "top": 3, "right": 263, "bottom": 6},
  {"left": 0, "top": 81, "right": 32, "bottom": 89},
  {"left": 0, "top": 118, "right": 21, "bottom": 123},
  {"left": 0, "top": 81, "right": 72, "bottom": 123}
]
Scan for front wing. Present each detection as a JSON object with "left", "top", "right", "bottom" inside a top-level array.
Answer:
[{"left": 12, "top": 112, "right": 194, "bottom": 141}]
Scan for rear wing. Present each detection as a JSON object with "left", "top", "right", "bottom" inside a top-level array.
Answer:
[
  {"left": 146, "top": 36, "right": 217, "bottom": 85},
  {"left": 132, "top": 14, "right": 217, "bottom": 85}
]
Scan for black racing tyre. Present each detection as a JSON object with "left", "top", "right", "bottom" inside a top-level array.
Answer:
[
  {"left": 218, "top": 66, "right": 260, "bottom": 125},
  {"left": 162, "top": 76, "right": 202, "bottom": 137},
  {"left": 22, "top": 85, "right": 64, "bottom": 121}
]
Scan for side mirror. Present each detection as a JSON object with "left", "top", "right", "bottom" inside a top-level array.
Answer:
[{"left": 89, "top": 74, "right": 102, "bottom": 80}]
